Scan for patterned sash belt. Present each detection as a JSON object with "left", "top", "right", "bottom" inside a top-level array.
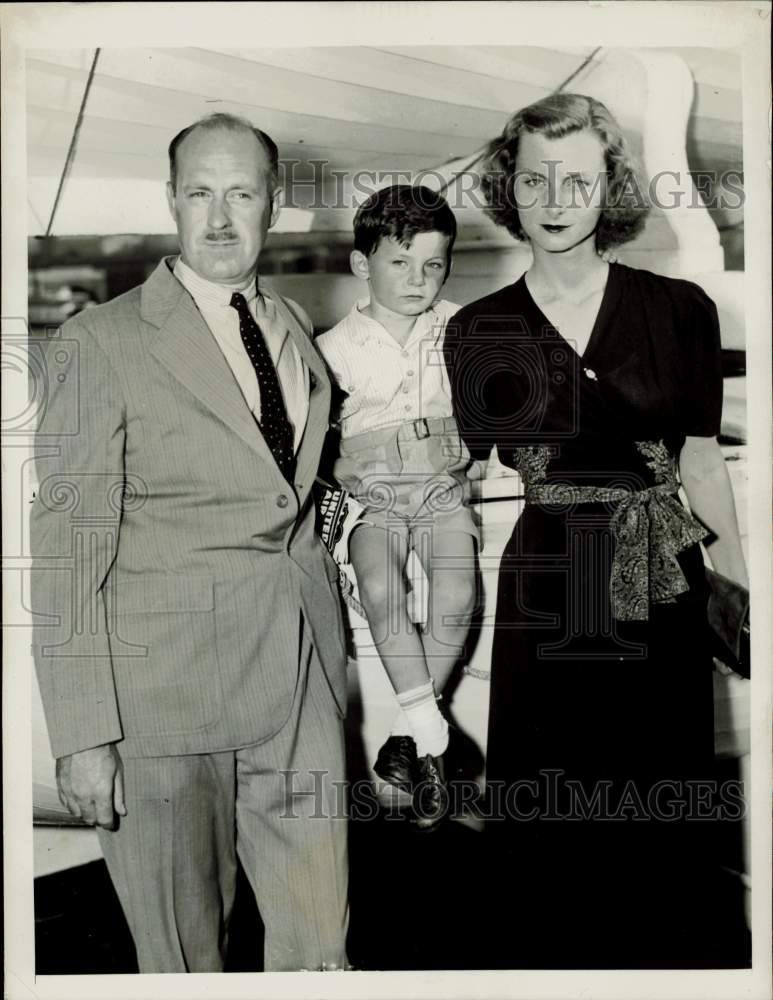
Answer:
[{"left": 525, "top": 479, "right": 708, "bottom": 621}]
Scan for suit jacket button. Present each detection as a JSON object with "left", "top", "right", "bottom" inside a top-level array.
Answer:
[{"left": 277, "top": 494, "right": 289, "bottom": 508}]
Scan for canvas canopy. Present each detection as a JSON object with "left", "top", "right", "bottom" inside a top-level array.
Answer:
[{"left": 27, "top": 45, "right": 741, "bottom": 237}]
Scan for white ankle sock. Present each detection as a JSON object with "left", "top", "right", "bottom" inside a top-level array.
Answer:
[
  {"left": 389, "top": 708, "right": 412, "bottom": 737},
  {"left": 396, "top": 680, "right": 449, "bottom": 757}
]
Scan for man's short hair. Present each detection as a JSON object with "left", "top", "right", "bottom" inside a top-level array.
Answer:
[
  {"left": 353, "top": 185, "right": 457, "bottom": 264},
  {"left": 168, "top": 113, "right": 279, "bottom": 192}
]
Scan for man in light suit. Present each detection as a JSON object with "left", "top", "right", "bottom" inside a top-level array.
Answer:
[{"left": 31, "top": 113, "right": 349, "bottom": 972}]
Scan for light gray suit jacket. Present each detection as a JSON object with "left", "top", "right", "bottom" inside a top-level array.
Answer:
[{"left": 31, "top": 258, "right": 347, "bottom": 759}]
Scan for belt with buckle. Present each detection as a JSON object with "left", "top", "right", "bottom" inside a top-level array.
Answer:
[
  {"left": 342, "top": 416, "right": 457, "bottom": 453},
  {"left": 397, "top": 416, "right": 456, "bottom": 441}
]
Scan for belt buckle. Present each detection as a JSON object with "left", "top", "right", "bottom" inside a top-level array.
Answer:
[{"left": 413, "top": 418, "right": 430, "bottom": 440}]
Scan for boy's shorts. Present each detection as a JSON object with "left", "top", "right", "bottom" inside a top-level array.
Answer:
[{"left": 333, "top": 416, "right": 480, "bottom": 548}]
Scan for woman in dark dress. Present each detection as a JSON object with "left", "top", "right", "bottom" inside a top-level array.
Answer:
[{"left": 447, "top": 94, "right": 748, "bottom": 967}]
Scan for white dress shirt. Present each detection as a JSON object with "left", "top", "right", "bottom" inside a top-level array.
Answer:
[
  {"left": 316, "top": 298, "right": 460, "bottom": 438},
  {"left": 173, "top": 258, "right": 309, "bottom": 450}
]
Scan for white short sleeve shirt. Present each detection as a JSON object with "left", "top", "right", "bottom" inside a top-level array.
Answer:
[{"left": 316, "top": 299, "right": 460, "bottom": 439}]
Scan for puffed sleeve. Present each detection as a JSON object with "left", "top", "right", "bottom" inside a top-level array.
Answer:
[
  {"left": 675, "top": 281, "right": 724, "bottom": 437},
  {"left": 444, "top": 306, "right": 498, "bottom": 461}
]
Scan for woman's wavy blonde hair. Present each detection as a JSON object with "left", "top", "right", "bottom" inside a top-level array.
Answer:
[{"left": 481, "top": 93, "right": 650, "bottom": 250}]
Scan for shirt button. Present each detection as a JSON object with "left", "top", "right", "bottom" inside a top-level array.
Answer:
[
  {"left": 404, "top": 404, "right": 412, "bottom": 411},
  {"left": 402, "top": 386, "right": 410, "bottom": 394},
  {"left": 584, "top": 367, "right": 598, "bottom": 380},
  {"left": 401, "top": 351, "right": 409, "bottom": 359},
  {"left": 406, "top": 369, "right": 414, "bottom": 376},
  {"left": 276, "top": 494, "right": 289, "bottom": 508}
]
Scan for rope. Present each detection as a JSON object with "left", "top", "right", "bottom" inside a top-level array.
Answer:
[
  {"left": 435, "top": 46, "right": 603, "bottom": 197},
  {"left": 44, "top": 48, "right": 101, "bottom": 237},
  {"left": 338, "top": 570, "right": 367, "bottom": 620},
  {"left": 554, "top": 46, "right": 602, "bottom": 93}
]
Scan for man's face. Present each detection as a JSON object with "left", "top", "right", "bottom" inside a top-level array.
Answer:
[{"left": 167, "top": 127, "right": 281, "bottom": 285}]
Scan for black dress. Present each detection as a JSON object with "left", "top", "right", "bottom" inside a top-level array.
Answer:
[{"left": 447, "top": 264, "right": 746, "bottom": 967}]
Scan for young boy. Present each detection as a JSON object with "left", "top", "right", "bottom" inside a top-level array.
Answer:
[{"left": 317, "top": 185, "right": 482, "bottom": 831}]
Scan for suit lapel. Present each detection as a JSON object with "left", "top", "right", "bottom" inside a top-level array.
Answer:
[
  {"left": 267, "top": 285, "right": 330, "bottom": 504},
  {"left": 143, "top": 260, "right": 277, "bottom": 466},
  {"left": 142, "top": 261, "right": 330, "bottom": 500}
]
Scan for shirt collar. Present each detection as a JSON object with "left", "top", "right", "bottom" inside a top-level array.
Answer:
[
  {"left": 353, "top": 297, "right": 441, "bottom": 347},
  {"left": 174, "top": 256, "right": 261, "bottom": 310}
]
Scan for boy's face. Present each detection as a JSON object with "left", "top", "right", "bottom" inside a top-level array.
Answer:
[{"left": 352, "top": 231, "right": 451, "bottom": 317}]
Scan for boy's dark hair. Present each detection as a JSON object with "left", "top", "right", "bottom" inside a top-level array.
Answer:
[
  {"left": 353, "top": 185, "right": 457, "bottom": 266},
  {"left": 168, "top": 112, "right": 279, "bottom": 193}
]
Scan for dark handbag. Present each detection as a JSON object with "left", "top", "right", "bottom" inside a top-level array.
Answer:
[{"left": 706, "top": 567, "right": 750, "bottom": 678}]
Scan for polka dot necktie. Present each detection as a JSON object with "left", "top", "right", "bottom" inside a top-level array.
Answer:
[{"left": 230, "top": 291, "right": 295, "bottom": 481}]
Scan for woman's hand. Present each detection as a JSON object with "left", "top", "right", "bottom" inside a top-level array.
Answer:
[
  {"left": 679, "top": 435, "right": 748, "bottom": 588},
  {"left": 466, "top": 459, "right": 489, "bottom": 481}
]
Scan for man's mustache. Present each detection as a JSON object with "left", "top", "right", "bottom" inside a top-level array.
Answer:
[{"left": 203, "top": 232, "right": 239, "bottom": 242}]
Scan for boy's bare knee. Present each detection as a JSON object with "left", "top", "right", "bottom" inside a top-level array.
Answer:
[
  {"left": 435, "top": 571, "right": 476, "bottom": 619},
  {"left": 357, "top": 574, "right": 404, "bottom": 625}
]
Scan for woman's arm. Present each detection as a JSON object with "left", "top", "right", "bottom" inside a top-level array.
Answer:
[
  {"left": 444, "top": 309, "right": 497, "bottom": 465},
  {"left": 679, "top": 435, "right": 748, "bottom": 588}
]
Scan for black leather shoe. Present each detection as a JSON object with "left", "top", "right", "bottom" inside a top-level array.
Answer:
[
  {"left": 412, "top": 753, "right": 449, "bottom": 832},
  {"left": 373, "top": 735, "right": 418, "bottom": 794}
]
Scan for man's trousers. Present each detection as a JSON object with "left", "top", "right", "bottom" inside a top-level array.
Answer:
[{"left": 97, "top": 635, "right": 349, "bottom": 972}]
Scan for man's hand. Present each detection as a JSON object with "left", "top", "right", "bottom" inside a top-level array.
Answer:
[{"left": 56, "top": 743, "right": 127, "bottom": 830}]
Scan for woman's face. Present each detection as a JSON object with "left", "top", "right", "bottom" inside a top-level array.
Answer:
[{"left": 514, "top": 127, "right": 607, "bottom": 256}]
